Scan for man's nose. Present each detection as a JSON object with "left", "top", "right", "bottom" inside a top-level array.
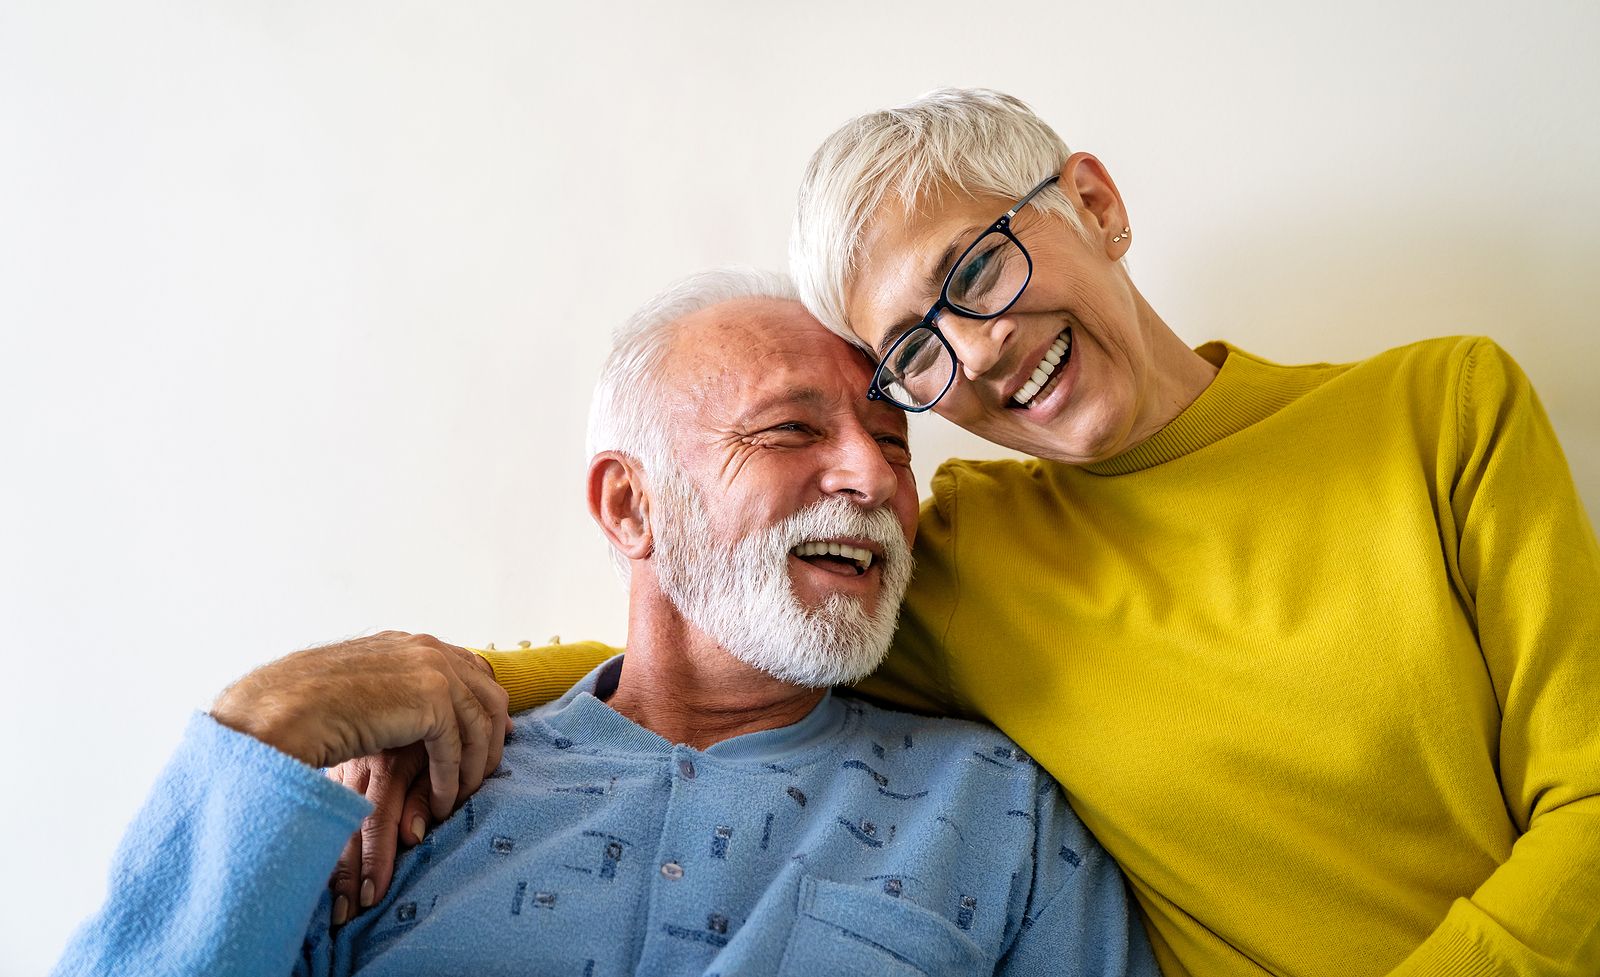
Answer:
[
  {"left": 938, "top": 309, "right": 1015, "bottom": 381},
  {"left": 819, "top": 427, "right": 898, "bottom": 506}
]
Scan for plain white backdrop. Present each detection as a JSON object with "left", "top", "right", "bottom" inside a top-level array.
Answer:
[{"left": 3, "top": 2, "right": 1597, "bottom": 973}]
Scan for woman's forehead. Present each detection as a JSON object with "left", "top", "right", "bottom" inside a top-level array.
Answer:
[{"left": 847, "top": 199, "right": 992, "bottom": 335}]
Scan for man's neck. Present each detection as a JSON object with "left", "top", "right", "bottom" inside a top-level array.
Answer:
[{"left": 605, "top": 588, "right": 825, "bottom": 751}]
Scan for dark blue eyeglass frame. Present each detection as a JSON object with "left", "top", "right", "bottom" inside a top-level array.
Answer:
[{"left": 866, "top": 174, "right": 1062, "bottom": 412}]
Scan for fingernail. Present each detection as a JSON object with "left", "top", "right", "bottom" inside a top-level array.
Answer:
[
  {"left": 333, "top": 894, "right": 349, "bottom": 926},
  {"left": 360, "top": 878, "right": 375, "bottom": 908},
  {"left": 412, "top": 816, "right": 427, "bottom": 843}
]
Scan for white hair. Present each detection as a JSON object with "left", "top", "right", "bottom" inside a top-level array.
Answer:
[
  {"left": 586, "top": 266, "right": 799, "bottom": 576},
  {"left": 790, "top": 88, "right": 1088, "bottom": 345}
]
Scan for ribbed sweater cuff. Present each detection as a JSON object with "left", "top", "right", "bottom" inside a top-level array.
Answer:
[
  {"left": 475, "top": 641, "right": 615, "bottom": 712},
  {"left": 1384, "top": 900, "right": 1506, "bottom": 977}
]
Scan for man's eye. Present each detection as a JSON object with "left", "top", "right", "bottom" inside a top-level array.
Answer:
[{"left": 877, "top": 435, "right": 912, "bottom": 464}]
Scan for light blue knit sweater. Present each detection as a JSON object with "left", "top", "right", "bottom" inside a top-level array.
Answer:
[{"left": 54, "top": 657, "right": 1157, "bottom": 976}]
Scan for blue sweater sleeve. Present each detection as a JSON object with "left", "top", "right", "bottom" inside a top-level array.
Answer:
[
  {"left": 51, "top": 713, "right": 372, "bottom": 977},
  {"left": 997, "top": 775, "right": 1161, "bottom": 977}
]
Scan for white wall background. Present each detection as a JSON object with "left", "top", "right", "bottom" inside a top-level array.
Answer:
[{"left": 2, "top": 1, "right": 1596, "bottom": 972}]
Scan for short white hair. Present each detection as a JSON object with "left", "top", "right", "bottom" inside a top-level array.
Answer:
[
  {"left": 790, "top": 88, "right": 1087, "bottom": 344},
  {"left": 586, "top": 267, "right": 799, "bottom": 576}
]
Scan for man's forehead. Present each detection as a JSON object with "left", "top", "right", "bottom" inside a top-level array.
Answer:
[
  {"left": 675, "top": 297, "right": 815, "bottom": 348},
  {"left": 724, "top": 370, "right": 908, "bottom": 439},
  {"left": 665, "top": 297, "right": 877, "bottom": 397},
  {"left": 714, "top": 347, "right": 879, "bottom": 412}
]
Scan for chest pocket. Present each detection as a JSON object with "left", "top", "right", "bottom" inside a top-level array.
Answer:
[{"left": 777, "top": 876, "right": 987, "bottom": 977}]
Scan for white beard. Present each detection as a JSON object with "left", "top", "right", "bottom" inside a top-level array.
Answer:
[{"left": 649, "top": 467, "right": 914, "bottom": 688}]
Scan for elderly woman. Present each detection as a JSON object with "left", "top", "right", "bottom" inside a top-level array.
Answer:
[{"left": 342, "top": 91, "right": 1600, "bottom": 976}]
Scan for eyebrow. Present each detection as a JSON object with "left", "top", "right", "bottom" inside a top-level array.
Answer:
[
  {"left": 876, "top": 315, "right": 924, "bottom": 356},
  {"left": 920, "top": 239, "right": 966, "bottom": 297}
]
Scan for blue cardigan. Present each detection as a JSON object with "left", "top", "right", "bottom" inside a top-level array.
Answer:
[{"left": 54, "top": 658, "right": 1156, "bottom": 976}]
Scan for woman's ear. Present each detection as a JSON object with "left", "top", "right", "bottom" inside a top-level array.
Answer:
[
  {"left": 588, "top": 452, "right": 653, "bottom": 562},
  {"left": 1059, "top": 151, "right": 1131, "bottom": 256}
]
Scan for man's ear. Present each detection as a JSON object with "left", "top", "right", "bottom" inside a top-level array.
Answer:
[
  {"left": 588, "top": 452, "right": 654, "bottom": 561},
  {"left": 1058, "top": 151, "right": 1130, "bottom": 256}
]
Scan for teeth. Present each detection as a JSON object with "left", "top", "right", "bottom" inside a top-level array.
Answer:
[
  {"left": 1011, "top": 331, "right": 1071, "bottom": 408},
  {"left": 790, "top": 540, "right": 874, "bottom": 569}
]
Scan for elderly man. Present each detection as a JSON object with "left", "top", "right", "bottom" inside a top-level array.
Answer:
[{"left": 54, "top": 269, "right": 1157, "bottom": 977}]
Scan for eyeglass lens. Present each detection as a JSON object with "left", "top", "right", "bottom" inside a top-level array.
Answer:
[
  {"left": 880, "top": 327, "right": 956, "bottom": 407},
  {"left": 877, "top": 231, "right": 1030, "bottom": 408},
  {"left": 946, "top": 231, "right": 1030, "bottom": 315}
]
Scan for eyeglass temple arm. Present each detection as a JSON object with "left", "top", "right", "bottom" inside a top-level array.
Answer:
[{"left": 1004, "top": 174, "right": 1062, "bottom": 219}]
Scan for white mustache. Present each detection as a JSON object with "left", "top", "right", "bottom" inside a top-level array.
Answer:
[{"left": 764, "top": 497, "right": 908, "bottom": 567}]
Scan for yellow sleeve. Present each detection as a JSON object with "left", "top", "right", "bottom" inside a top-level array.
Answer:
[
  {"left": 850, "top": 466, "right": 974, "bottom": 718},
  {"left": 474, "top": 641, "right": 618, "bottom": 713},
  {"left": 1389, "top": 340, "right": 1600, "bottom": 975}
]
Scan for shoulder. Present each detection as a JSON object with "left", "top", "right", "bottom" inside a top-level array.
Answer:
[
  {"left": 1338, "top": 337, "right": 1536, "bottom": 432},
  {"left": 1338, "top": 335, "right": 1502, "bottom": 390},
  {"left": 840, "top": 698, "right": 1046, "bottom": 790},
  {"left": 929, "top": 456, "right": 1048, "bottom": 494},
  {"left": 1231, "top": 336, "right": 1526, "bottom": 438},
  {"left": 925, "top": 457, "right": 1061, "bottom": 525}
]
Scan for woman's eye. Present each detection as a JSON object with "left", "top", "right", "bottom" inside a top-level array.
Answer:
[
  {"left": 953, "top": 252, "right": 991, "bottom": 293},
  {"left": 951, "top": 245, "right": 1006, "bottom": 301}
]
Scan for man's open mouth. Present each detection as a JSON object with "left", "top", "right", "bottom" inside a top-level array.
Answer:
[
  {"left": 790, "top": 540, "right": 875, "bottom": 577},
  {"left": 1010, "top": 328, "right": 1072, "bottom": 409}
]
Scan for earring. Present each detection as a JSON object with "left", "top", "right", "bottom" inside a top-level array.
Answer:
[{"left": 1111, "top": 226, "right": 1131, "bottom": 244}]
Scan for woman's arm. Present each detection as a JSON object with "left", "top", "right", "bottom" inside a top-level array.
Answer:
[
  {"left": 476, "top": 640, "right": 618, "bottom": 713},
  {"left": 1389, "top": 340, "right": 1600, "bottom": 975}
]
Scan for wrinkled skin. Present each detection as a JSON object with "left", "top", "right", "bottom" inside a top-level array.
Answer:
[{"left": 210, "top": 631, "right": 511, "bottom": 924}]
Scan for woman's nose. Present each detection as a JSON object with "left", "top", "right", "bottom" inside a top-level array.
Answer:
[{"left": 938, "top": 309, "right": 1015, "bottom": 381}]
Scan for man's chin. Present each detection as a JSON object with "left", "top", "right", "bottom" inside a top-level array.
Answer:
[{"left": 746, "top": 640, "right": 892, "bottom": 690}]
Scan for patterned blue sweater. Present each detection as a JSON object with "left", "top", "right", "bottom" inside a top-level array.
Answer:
[{"left": 55, "top": 657, "right": 1157, "bottom": 976}]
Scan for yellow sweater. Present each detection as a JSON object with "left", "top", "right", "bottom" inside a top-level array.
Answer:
[{"left": 481, "top": 338, "right": 1600, "bottom": 977}]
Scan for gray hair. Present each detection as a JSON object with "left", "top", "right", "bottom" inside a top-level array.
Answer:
[
  {"left": 586, "top": 267, "right": 799, "bottom": 577},
  {"left": 790, "top": 88, "right": 1087, "bottom": 344}
]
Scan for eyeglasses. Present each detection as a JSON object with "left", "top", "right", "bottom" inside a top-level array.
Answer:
[{"left": 866, "top": 174, "right": 1061, "bottom": 412}]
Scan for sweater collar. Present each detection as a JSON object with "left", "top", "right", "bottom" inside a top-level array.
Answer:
[
  {"left": 534, "top": 655, "right": 849, "bottom": 763},
  {"left": 1081, "top": 342, "right": 1335, "bottom": 476}
]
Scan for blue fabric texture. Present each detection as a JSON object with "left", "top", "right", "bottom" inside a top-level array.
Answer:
[
  {"left": 51, "top": 711, "right": 372, "bottom": 977},
  {"left": 55, "top": 657, "right": 1157, "bottom": 976}
]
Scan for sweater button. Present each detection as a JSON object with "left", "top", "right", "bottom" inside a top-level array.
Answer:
[
  {"left": 660, "top": 861, "right": 684, "bottom": 880},
  {"left": 678, "top": 759, "right": 697, "bottom": 779}
]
